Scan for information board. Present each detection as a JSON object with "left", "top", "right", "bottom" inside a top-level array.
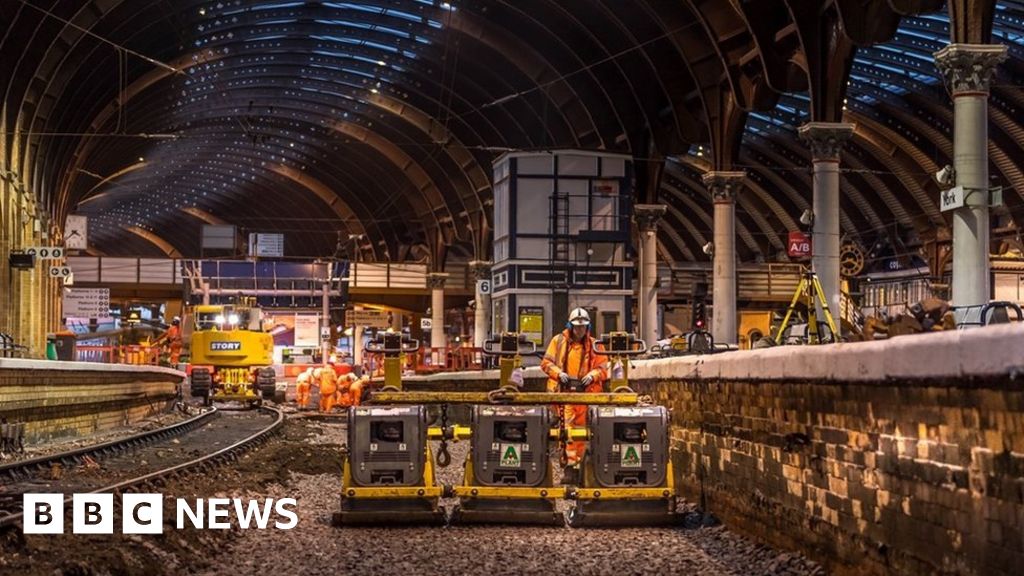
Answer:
[
  {"left": 62, "top": 288, "right": 110, "bottom": 318},
  {"left": 294, "top": 314, "right": 321, "bottom": 347}
]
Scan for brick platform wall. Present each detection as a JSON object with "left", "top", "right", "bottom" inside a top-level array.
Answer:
[
  {"left": 0, "top": 359, "right": 184, "bottom": 445},
  {"left": 629, "top": 324, "right": 1024, "bottom": 576}
]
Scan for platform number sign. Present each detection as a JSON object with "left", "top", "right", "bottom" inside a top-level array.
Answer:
[
  {"left": 27, "top": 246, "right": 64, "bottom": 260},
  {"left": 49, "top": 266, "right": 72, "bottom": 278},
  {"left": 787, "top": 232, "right": 812, "bottom": 259},
  {"left": 476, "top": 279, "right": 491, "bottom": 295}
]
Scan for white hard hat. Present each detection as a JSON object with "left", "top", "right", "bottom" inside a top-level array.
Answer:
[{"left": 568, "top": 307, "right": 591, "bottom": 326}]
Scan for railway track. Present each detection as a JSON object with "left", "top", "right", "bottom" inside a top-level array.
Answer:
[{"left": 0, "top": 405, "right": 284, "bottom": 529}]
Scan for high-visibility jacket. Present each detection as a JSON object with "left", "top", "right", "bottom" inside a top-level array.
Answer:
[
  {"left": 540, "top": 329, "right": 609, "bottom": 392},
  {"left": 319, "top": 368, "right": 338, "bottom": 396}
]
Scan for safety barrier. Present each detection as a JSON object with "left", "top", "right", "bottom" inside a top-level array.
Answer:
[
  {"left": 362, "top": 346, "right": 487, "bottom": 377},
  {"left": 0, "top": 333, "right": 28, "bottom": 358},
  {"left": 414, "top": 346, "right": 485, "bottom": 373},
  {"left": 75, "top": 344, "right": 161, "bottom": 365}
]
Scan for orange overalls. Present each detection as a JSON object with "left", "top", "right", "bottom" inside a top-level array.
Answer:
[
  {"left": 295, "top": 368, "right": 313, "bottom": 409},
  {"left": 318, "top": 367, "right": 338, "bottom": 412},
  {"left": 157, "top": 325, "right": 182, "bottom": 364},
  {"left": 540, "top": 329, "right": 609, "bottom": 466},
  {"left": 335, "top": 374, "right": 365, "bottom": 408},
  {"left": 167, "top": 325, "right": 183, "bottom": 364}
]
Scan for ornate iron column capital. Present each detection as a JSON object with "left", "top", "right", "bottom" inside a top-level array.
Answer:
[
  {"left": 427, "top": 272, "right": 449, "bottom": 289},
  {"left": 934, "top": 43, "right": 1008, "bottom": 95},
  {"left": 633, "top": 204, "right": 667, "bottom": 232},
  {"left": 468, "top": 260, "right": 492, "bottom": 281},
  {"left": 798, "top": 122, "right": 855, "bottom": 163},
  {"left": 701, "top": 171, "right": 746, "bottom": 203}
]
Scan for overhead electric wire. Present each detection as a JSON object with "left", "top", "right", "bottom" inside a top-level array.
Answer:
[
  {"left": 16, "top": 0, "right": 182, "bottom": 74},
  {"left": 454, "top": 19, "right": 705, "bottom": 120}
]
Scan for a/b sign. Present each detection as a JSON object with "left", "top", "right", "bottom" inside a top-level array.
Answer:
[{"left": 787, "top": 231, "right": 812, "bottom": 258}]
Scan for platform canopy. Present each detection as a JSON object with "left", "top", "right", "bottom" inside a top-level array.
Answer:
[{"left": 1, "top": 1, "right": 1022, "bottom": 269}]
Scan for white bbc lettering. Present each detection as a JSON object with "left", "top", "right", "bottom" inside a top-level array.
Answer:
[
  {"left": 275, "top": 499, "right": 298, "bottom": 529},
  {"left": 177, "top": 499, "right": 204, "bottom": 529},
  {"left": 73, "top": 493, "right": 114, "bottom": 534},
  {"left": 207, "top": 498, "right": 231, "bottom": 529},
  {"left": 234, "top": 499, "right": 274, "bottom": 529},
  {"left": 23, "top": 495, "right": 297, "bottom": 533},
  {"left": 22, "top": 494, "right": 64, "bottom": 534},
  {"left": 123, "top": 494, "right": 163, "bottom": 535}
]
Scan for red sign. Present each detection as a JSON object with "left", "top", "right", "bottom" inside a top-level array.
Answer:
[{"left": 788, "top": 231, "right": 812, "bottom": 258}]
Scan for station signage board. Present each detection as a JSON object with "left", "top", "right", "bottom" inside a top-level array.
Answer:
[
  {"left": 27, "top": 246, "right": 65, "bottom": 260},
  {"left": 248, "top": 233, "right": 285, "bottom": 258},
  {"left": 347, "top": 310, "right": 389, "bottom": 329},
  {"left": 940, "top": 186, "right": 965, "bottom": 212},
  {"left": 788, "top": 231, "right": 812, "bottom": 259},
  {"left": 62, "top": 288, "right": 110, "bottom": 318}
]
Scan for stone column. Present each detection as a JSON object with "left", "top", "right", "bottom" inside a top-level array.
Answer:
[
  {"left": 469, "top": 261, "right": 492, "bottom": 348},
  {"left": 353, "top": 324, "right": 364, "bottom": 370},
  {"left": 701, "top": 172, "right": 745, "bottom": 344},
  {"left": 427, "top": 273, "right": 449, "bottom": 353},
  {"left": 934, "top": 44, "right": 1007, "bottom": 309},
  {"left": 633, "top": 205, "right": 666, "bottom": 347},
  {"left": 798, "top": 122, "right": 855, "bottom": 318}
]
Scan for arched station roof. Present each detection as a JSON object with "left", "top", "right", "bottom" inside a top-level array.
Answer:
[{"left": 1, "top": 0, "right": 1021, "bottom": 270}]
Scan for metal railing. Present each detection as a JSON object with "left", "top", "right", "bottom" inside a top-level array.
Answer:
[{"left": 0, "top": 333, "right": 28, "bottom": 358}]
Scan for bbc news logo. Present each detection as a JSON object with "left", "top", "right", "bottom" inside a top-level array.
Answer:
[{"left": 23, "top": 494, "right": 298, "bottom": 534}]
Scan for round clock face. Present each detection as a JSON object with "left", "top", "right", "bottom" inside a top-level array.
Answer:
[{"left": 840, "top": 242, "right": 865, "bottom": 277}]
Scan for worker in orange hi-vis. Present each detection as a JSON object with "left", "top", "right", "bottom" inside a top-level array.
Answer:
[
  {"left": 540, "top": 307, "right": 609, "bottom": 484},
  {"left": 318, "top": 365, "right": 338, "bottom": 412},
  {"left": 154, "top": 317, "right": 183, "bottom": 365},
  {"left": 332, "top": 362, "right": 368, "bottom": 408},
  {"left": 295, "top": 367, "right": 314, "bottom": 409}
]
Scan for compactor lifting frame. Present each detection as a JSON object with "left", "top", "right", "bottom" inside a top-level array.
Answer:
[
  {"left": 334, "top": 331, "right": 679, "bottom": 527},
  {"left": 332, "top": 332, "right": 448, "bottom": 526}
]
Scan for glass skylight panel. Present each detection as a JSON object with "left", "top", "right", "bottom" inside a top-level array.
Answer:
[
  {"left": 315, "top": 18, "right": 374, "bottom": 30},
  {"left": 251, "top": 2, "right": 305, "bottom": 11},
  {"left": 363, "top": 40, "right": 400, "bottom": 53}
]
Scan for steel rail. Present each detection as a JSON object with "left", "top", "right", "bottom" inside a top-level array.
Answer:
[{"left": 0, "top": 406, "right": 284, "bottom": 529}]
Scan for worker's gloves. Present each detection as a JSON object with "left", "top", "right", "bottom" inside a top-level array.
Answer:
[
  {"left": 580, "top": 374, "right": 594, "bottom": 388},
  {"left": 558, "top": 372, "right": 571, "bottom": 386}
]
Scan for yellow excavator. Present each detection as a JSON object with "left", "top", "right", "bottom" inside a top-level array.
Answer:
[{"left": 186, "top": 304, "right": 276, "bottom": 407}]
